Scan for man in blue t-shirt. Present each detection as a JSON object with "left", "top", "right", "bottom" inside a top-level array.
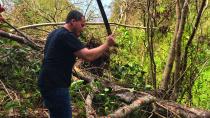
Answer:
[{"left": 38, "top": 10, "right": 115, "bottom": 118}]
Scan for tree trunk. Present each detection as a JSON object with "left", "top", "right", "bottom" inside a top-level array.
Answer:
[
  {"left": 172, "top": 0, "right": 189, "bottom": 100},
  {"left": 161, "top": 0, "right": 181, "bottom": 94},
  {"left": 146, "top": 0, "right": 157, "bottom": 93}
]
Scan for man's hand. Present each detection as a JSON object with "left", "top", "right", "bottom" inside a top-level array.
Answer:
[
  {"left": 0, "top": 4, "right": 5, "bottom": 22},
  {"left": 106, "top": 34, "right": 115, "bottom": 47}
]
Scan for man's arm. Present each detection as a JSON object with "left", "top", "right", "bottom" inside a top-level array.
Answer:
[{"left": 74, "top": 35, "right": 115, "bottom": 62}]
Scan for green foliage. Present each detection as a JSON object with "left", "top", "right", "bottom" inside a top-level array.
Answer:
[
  {"left": 192, "top": 67, "right": 210, "bottom": 110},
  {"left": 70, "top": 79, "right": 93, "bottom": 118},
  {"left": 156, "top": 6, "right": 166, "bottom": 13},
  {"left": 110, "top": 28, "right": 146, "bottom": 89},
  {"left": 0, "top": 40, "right": 42, "bottom": 116},
  {"left": 70, "top": 80, "right": 85, "bottom": 91},
  {"left": 4, "top": 101, "right": 20, "bottom": 111},
  {"left": 93, "top": 87, "right": 121, "bottom": 115},
  {"left": 10, "top": 0, "right": 74, "bottom": 25},
  {"left": 0, "top": 0, "right": 210, "bottom": 116},
  {"left": 0, "top": 45, "right": 40, "bottom": 90},
  {"left": 111, "top": 62, "right": 146, "bottom": 89}
]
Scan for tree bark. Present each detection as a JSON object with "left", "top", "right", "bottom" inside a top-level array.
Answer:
[
  {"left": 146, "top": 0, "right": 157, "bottom": 95},
  {"left": 172, "top": 0, "right": 189, "bottom": 100},
  {"left": 181, "top": 0, "right": 207, "bottom": 84},
  {"left": 161, "top": 0, "right": 181, "bottom": 93},
  {"left": 157, "top": 101, "right": 210, "bottom": 118},
  {"left": 0, "top": 30, "right": 42, "bottom": 50},
  {"left": 107, "top": 95, "right": 156, "bottom": 118}
]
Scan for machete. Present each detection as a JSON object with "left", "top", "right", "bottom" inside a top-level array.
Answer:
[{"left": 96, "top": 0, "right": 112, "bottom": 35}]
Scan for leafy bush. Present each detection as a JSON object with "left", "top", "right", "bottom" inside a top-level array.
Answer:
[
  {"left": 110, "top": 28, "right": 146, "bottom": 90},
  {"left": 0, "top": 40, "right": 41, "bottom": 116}
]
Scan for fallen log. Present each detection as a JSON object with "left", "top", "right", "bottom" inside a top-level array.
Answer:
[
  {"left": 85, "top": 93, "right": 96, "bottom": 118},
  {"left": 157, "top": 101, "right": 210, "bottom": 118},
  {"left": 107, "top": 95, "right": 156, "bottom": 118},
  {"left": 73, "top": 68, "right": 210, "bottom": 118}
]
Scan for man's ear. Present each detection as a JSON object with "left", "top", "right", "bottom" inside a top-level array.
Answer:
[
  {"left": 70, "top": 19, "right": 76, "bottom": 25},
  {"left": 71, "top": 19, "right": 76, "bottom": 22}
]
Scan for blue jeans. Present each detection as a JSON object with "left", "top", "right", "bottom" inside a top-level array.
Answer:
[{"left": 40, "top": 88, "right": 72, "bottom": 118}]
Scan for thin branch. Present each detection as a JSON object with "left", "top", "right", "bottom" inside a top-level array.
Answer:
[
  {"left": 14, "top": 22, "right": 156, "bottom": 31},
  {"left": 84, "top": 0, "right": 93, "bottom": 17},
  {"left": 0, "top": 80, "right": 13, "bottom": 100}
]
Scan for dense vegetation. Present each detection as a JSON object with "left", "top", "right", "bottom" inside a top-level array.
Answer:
[{"left": 0, "top": 0, "right": 209, "bottom": 117}]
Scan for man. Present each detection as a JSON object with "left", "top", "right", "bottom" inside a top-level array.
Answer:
[{"left": 38, "top": 10, "right": 115, "bottom": 118}]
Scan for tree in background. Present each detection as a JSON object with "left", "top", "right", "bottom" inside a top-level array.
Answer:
[{"left": 110, "top": 0, "right": 209, "bottom": 109}]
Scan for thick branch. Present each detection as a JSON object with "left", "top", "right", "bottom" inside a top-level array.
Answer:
[
  {"left": 161, "top": 0, "right": 181, "bottom": 92},
  {"left": 0, "top": 30, "right": 42, "bottom": 50},
  {"left": 173, "top": 0, "right": 189, "bottom": 100},
  {"left": 107, "top": 95, "right": 156, "bottom": 118},
  {"left": 157, "top": 101, "right": 210, "bottom": 118},
  {"left": 85, "top": 93, "right": 96, "bottom": 118}
]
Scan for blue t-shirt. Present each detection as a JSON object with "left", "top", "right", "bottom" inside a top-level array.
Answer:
[{"left": 38, "top": 27, "right": 84, "bottom": 89}]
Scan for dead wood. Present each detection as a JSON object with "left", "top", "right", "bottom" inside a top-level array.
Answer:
[
  {"left": 107, "top": 95, "right": 156, "bottom": 118},
  {"left": 157, "top": 101, "right": 210, "bottom": 118},
  {"left": 73, "top": 68, "right": 210, "bottom": 118},
  {"left": 0, "top": 30, "right": 42, "bottom": 50}
]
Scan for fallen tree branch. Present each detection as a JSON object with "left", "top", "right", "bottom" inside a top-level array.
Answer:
[
  {"left": 85, "top": 93, "right": 96, "bottom": 118},
  {"left": 107, "top": 95, "right": 156, "bottom": 118},
  {"left": 0, "top": 30, "right": 42, "bottom": 50},
  {"left": 0, "top": 80, "right": 13, "bottom": 100},
  {"left": 157, "top": 101, "right": 210, "bottom": 118},
  {"left": 3, "top": 20, "right": 40, "bottom": 48},
  {"left": 73, "top": 67, "right": 210, "bottom": 118}
]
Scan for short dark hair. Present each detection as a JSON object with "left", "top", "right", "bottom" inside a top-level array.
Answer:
[{"left": 65, "top": 10, "right": 84, "bottom": 23}]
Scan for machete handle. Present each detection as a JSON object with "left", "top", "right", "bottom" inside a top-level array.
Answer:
[{"left": 96, "top": 0, "right": 112, "bottom": 35}]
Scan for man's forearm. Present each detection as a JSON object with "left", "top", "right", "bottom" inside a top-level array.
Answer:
[{"left": 87, "top": 42, "right": 110, "bottom": 61}]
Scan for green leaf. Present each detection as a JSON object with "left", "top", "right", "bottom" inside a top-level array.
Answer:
[
  {"left": 145, "top": 84, "right": 153, "bottom": 90},
  {"left": 4, "top": 101, "right": 20, "bottom": 110},
  {"left": 104, "top": 88, "right": 110, "bottom": 92},
  {"left": 129, "top": 88, "right": 135, "bottom": 93},
  {"left": 70, "top": 80, "right": 84, "bottom": 90},
  {"left": 100, "top": 93, "right": 105, "bottom": 96},
  {"left": 157, "top": 6, "right": 165, "bottom": 13}
]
